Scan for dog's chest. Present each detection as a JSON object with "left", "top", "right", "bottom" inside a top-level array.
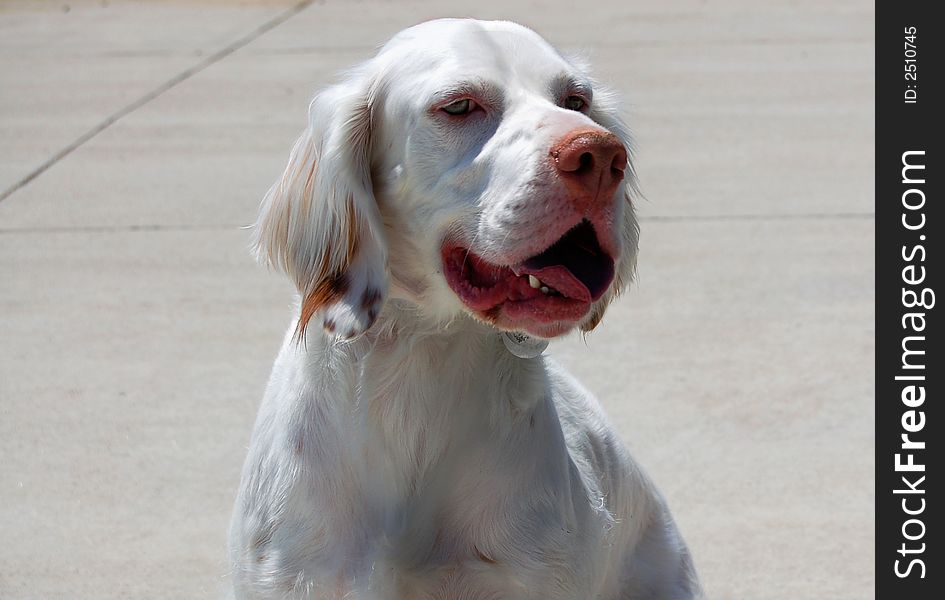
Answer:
[
  {"left": 306, "top": 353, "right": 597, "bottom": 595},
  {"left": 239, "top": 336, "right": 611, "bottom": 598}
]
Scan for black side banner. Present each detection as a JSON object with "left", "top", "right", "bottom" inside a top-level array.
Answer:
[{"left": 876, "top": 1, "right": 941, "bottom": 597}]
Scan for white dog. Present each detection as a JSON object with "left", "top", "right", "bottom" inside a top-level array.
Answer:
[{"left": 229, "top": 19, "right": 701, "bottom": 600}]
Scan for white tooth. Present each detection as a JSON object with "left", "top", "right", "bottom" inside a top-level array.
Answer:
[
  {"left": 528, "top": 275, "right": 541, "bottom": 289},
  {"left": 540, "top": 286, "right": 550, "bottom": 294}
]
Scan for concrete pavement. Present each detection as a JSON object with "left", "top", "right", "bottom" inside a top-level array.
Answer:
[{"left": 0, "top": 1, "right": 874, "bottom": 598}]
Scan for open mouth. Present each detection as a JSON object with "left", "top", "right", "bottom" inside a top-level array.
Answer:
[{"left": 442, "top": 220, "right": 615, "bottom": 335}]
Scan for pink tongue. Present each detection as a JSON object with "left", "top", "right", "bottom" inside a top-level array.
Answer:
[{"left": 518, "top": 265, "right": 591, "bottom": 302}]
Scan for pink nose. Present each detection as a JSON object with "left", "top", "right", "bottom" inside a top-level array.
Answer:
[{"left": 551, "top": 130, "right": 627, "bottom": 207}]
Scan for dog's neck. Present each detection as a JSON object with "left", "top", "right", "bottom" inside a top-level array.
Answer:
[
  {"left": 360, "top": 301, "right": 548, "bottom": 416},
  {"left": 287, "top": 301, "right": 551, "bottom": 482}
]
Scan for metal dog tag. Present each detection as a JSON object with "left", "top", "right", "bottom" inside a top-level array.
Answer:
[{"left": 501, "top": 331, "right": 549, "bottom": 359}]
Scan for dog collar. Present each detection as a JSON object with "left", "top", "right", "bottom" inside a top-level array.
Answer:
[{"left": 501, "top": 331, "right": 549, "bottom": 359}]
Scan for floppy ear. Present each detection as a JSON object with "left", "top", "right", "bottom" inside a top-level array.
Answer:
[
  {"left": 581, "top": 87, "right": 641, "bottom": 333},
  {"left": 253, "top": 73, "right": 388, "bottom": 341}
]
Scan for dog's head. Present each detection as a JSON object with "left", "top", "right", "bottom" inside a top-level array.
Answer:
[{"left": 254, "top": 19, "right": 639, "bottom": 341}]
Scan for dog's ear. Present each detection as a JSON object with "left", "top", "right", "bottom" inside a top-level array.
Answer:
[
  {"left": 581, "top": 88, "right": 640, "bottom": 333},
  {"left": 253, "top": 73, "right": 388, "bottom": 341}
]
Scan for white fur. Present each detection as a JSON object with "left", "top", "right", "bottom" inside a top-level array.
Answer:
[{"left": 230, "top": 19, "right": 702, "bottom": 599}]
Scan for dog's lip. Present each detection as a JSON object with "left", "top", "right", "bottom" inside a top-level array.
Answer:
[
  {"left": 511, "top": 220, "right": 614, "bottom": 302},
  {"left": 441, "top": 221, "right": 615, "bottom": 324}
]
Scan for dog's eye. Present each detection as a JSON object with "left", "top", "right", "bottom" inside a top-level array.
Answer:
[
  {"left": 441, "top": 98, "right": 477, "bottom": 116},
  {"left": 563, "top": 95, "right": 586, "bottom": 111}
]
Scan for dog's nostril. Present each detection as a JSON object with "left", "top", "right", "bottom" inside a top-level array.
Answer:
[
  {"left": 610, "top": 149, "right": 627, "bottom": 180},
  {"left": 577, "top": 152, "right": 594, "bottom": 173}
]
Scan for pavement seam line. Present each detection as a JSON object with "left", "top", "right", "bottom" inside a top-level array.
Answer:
[{"left": 0, "top": 0, "right": 316, "bottom": 204}]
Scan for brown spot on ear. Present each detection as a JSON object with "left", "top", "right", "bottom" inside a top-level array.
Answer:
[
  {"left": 324, "top": 318, "right": 336, "bottom": 333},
  {"left": 474, "top": 545, "right": 498, "bottom": 564},
  {"left": 292, "top": 194, "right": 363, "bottom": 343},
  {"left": 360, "top": 287, "right": 382, "bottom": 311},
  {"left": 296, "top": 273, "right": 349, "bottom": 341}
]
